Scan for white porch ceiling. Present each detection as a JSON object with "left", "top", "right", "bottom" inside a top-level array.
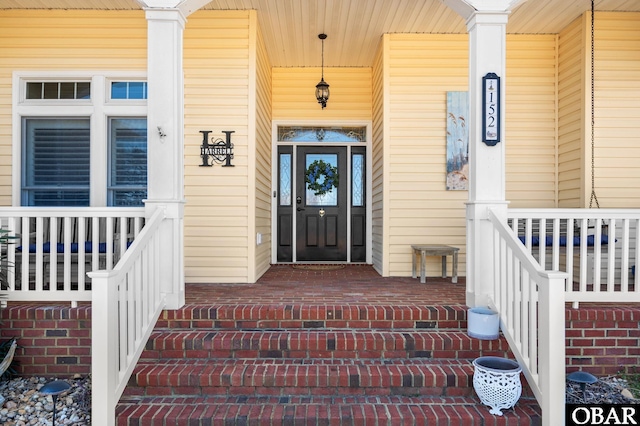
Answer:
[{"left": 2, "top": 0, "right": 640, "bottom": 67}]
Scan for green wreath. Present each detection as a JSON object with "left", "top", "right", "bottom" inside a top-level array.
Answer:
[{"left": 305, "top": 159, "right": 339, "bottom": 196}]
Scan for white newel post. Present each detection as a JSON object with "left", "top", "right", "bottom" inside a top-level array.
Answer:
[
  {"left": 90, "top": 271, "right": 118, "bottom": 426},
  {"left": 145, "top": 8, "right": 186, "bottom": 309},
  {"left": 444, "top": 0, "right": 520, "bottom": 307}
]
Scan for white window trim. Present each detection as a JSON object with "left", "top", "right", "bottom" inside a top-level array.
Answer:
[{"left": 13, "top": 71, "right": 147, "bottom": 207}]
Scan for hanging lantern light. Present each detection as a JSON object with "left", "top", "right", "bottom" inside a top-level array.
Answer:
[{"left": 315, "top": 33, "right": 330, "bottom": 109}]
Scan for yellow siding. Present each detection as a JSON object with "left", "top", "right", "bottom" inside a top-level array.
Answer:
[
  {"left": 3, "top": 8, "right": 638, "bottom": 285},
  {"left": 591, "top": 12, "right": 640, "bottom": 208},
  {"left": 371, "top": 36, "right": 386, "bottom": 274},
  {"left": 272, "top": 68, "right": 371, "bottom": 120},
  {"left": 558, "top": 16, "right": 585, "bottom": 207},
  {"left": 506, "top": 35, "right": 558, "bottom": 208},
  {"left": 253, "top": 16, "right": 272, "bottom": 279},
  {"left": 385, "top": 34, "right": 468, "bottom": 278},
  {"left": 557, "top": 11, "right": 640, "bottom": 208},
  {"left": 0, "top": 10, "right": 147, "bottom": 67},
  {"left": 0, "top": 10, "right": 264, "bottom": 283},
  {"left": 0, "top": 10, "right": 147, "bottom": 206},
  {"left": 384, "top": 34, "right": 558, "bottom": 277},
  {"left": 183, "top": 10, "right": 252, "bottom": 282}
]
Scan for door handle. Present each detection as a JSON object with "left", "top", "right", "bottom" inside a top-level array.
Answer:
[{"left": 297, "top": 207, "right": 305, "bottom": 211}]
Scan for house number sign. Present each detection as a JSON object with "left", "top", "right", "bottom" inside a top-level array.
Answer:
[
  {"left": 199, "top": 130, "right": 235, "bottom": 167},
  {"left": 482, "top": 73, "right": 501, "bottom": 146}
]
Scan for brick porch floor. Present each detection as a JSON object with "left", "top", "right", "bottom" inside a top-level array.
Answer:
[{"left": 184, "top": 264, "right": 467, "bottom": 306}]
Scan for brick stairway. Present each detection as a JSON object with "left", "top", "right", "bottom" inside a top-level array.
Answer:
[{"left": 116, "top": 298, "right": 542, "bottom": 425}]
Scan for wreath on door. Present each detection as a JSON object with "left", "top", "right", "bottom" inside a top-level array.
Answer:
[{"left": 305, "top": 159, "right": 339, "bottom": 196}]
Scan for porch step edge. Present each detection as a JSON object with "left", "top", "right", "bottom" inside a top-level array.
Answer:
[
  {"left": 140, "top": 329, "right": 510, "bottom": 361},
  {"left": 125, "top": 358, "right": 532, "bottom": 399},
  {"left": 129, "top": 358, "right": 474, "bottom": 390},
  {"left": 156, "top": 304, "right": 469, "bottom": 330},
  {"left": 116, "top": 394, "right": 542, "bottom": 425}
]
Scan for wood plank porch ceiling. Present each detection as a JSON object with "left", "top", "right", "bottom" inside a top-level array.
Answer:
[{"left": 2, "top": 0, "right": 640, "bottom": 67}]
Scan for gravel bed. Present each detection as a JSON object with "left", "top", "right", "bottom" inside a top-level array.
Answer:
[
  {"left": 566, "top": 375, "right": 638, "bottom": 404},
  {"left": 0, "top": 375, "right": 90, "bottom": 426},
  {"left": 0, "top": 373, "right": 636, "bottom": 425}
]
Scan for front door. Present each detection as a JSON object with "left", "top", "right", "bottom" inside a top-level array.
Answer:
[
  {"left": 295, "top": 146, "right": 347, "bottom": 261},
  {"left": 275, "top": 125, "right": 368, "bottom": 264}
]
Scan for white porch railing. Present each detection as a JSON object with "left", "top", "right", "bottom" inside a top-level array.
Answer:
[
  {"left": 2, "top": 206, "right": 638, "bottom": 425},
  {"left": 507, "top": 209, "right": 640, "bottom": 307},
  {"left": 89, "top": 206, "right": 166, "bottom": 426},
  {"left": 0, "top": 207, "right": 145, "bottom": 305},
  {"left": 488, "top": 208, "right": 567, "bottom": 426}
]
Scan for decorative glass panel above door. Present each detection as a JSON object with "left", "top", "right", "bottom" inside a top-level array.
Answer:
[{"left": 278, "top": 126, "right": 365, "bottom": 143}]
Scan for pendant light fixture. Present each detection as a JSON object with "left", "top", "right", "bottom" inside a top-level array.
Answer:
[{"left": 315, "top": 33, "right": 330, "bottom": 109}]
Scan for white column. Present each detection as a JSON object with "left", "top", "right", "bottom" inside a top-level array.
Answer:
[
  {"left": 145, "top": 8, "right": 186, "bottom": 309},
  {"left": 466, "top": 11, "right": 509, "bottom": 307},
  {"left": 444, "top": 0, "right": 520, "bottom": 307}
]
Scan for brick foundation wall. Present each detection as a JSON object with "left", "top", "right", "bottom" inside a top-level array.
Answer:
[
  {"left": 0, "top": 303, "right": 92, "bottom": 377},
  {"left": 565, "top": 306, "right": 640, "bottom": 376},
  {"left": 0, "top": 303, "right": 638, "bottom": 378}
]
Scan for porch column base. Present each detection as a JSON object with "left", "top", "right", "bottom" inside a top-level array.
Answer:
[
  {"left": 145, "top": 199, "right": 185, "bottom": 310},
  {"left": 465, "top": 201, "right": 509, "bottom": 308}
]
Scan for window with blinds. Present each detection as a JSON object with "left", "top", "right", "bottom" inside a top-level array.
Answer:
[
  {"left": 22, "top": 118, "right": 91, "bottom": 206},
  {"left": 108, "top": 118, "right": 147, "bottom": 206},
  {"left": 19, "top": 74, "right": 148, "bottom": 207}
]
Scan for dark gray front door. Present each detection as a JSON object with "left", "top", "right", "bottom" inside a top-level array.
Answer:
[
  {"left": 295, "top": 146, "right": 347, "bottom": 261},
  {"left": 275, "top": 143, "right": 367, "bottom": 263}
]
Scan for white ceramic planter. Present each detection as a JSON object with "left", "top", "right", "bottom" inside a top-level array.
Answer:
[
  {"left": 472, "top": 356, "right": 522, "bottom": 415},
  {"left": 467, "top": 307, "right": 499, "bottom": 340}
]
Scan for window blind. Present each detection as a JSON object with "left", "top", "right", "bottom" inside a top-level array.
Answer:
[
  {"left": 108, "top": 118, "right": 147, "bottom": 206},
  {"left": 22, "top": 118, "right": 90, "bottom": 206}
]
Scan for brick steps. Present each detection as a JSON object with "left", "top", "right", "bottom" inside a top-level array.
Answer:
[
  {"left": 155, "top": 303, "right": 467, "bottom": 330},
  {"left": 126, "top": 358, "right": 476, "bottom": 397},
  {"left": 116, "top": 395, "right": 541, "bottom": 425},
  {"left": 140, "top": 329, "right": 510, "bottom": 360},
  {"left": 117, "top": 304, "right": 541, "bottom": 424}
]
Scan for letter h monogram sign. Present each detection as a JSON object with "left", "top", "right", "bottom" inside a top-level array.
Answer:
[{"left": 199, "top": 130, "right": 235, "bottom": 167}]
